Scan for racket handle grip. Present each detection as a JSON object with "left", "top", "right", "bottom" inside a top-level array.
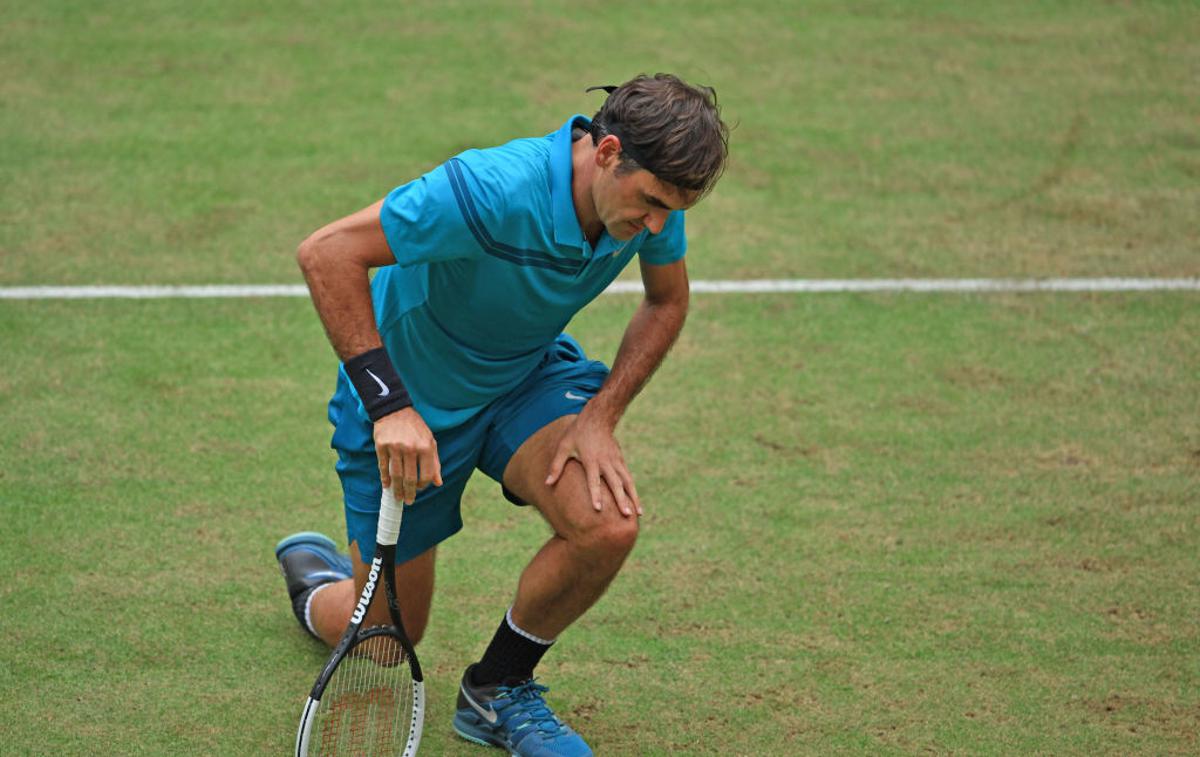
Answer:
[{"left": 377, "top": 487, "right": 403, "bottom": 547}]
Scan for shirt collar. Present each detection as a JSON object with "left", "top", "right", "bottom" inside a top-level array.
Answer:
[{"left": 550, "top": 114, "right": 593, "bottom": 256}]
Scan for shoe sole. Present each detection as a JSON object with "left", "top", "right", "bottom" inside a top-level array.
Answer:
[
  {"left": 452, "top": 713, "right": 515, "bottom": 754},
  {"left": 274, "top": 531, "right": 339, "bottom": 560}
]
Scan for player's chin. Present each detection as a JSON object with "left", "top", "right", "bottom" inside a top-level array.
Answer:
[{"left": 608, "top": 222, "right": 643, "bottom": 241}]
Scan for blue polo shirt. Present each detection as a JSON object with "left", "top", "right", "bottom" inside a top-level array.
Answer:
[{"left": 358, "top": 114, "right": 687, "bottom": 432}]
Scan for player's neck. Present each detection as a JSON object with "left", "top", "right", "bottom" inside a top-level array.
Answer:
[{"left": 571, "top": 137, "right": 604, "bottom": 248}]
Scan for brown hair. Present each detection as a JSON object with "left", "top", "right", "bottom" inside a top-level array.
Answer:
[{"left": 589, "top": 73, "right": 729, "bottom": 198}]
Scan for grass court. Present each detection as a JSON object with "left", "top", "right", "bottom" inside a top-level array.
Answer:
[{"left": 1, "top": 1, "right": 1197, "bottom": 754}]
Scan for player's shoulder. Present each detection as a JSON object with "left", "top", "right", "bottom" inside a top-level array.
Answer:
[
  {"left": 445, "top": 133, "right": 552, "bottom": 205},
  {"left": 439, "top": 131, "right": 556, "bottom": 240}
]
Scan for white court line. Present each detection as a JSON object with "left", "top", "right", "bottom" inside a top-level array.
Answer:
[{"left": 0, "top": 278, "right": 1197, "bottom": 300}]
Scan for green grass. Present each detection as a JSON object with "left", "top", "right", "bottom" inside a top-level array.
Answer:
[
  {"left": 1, "top": 294, "right": 1196, "bottom": 754},
  {"left": 2, "top": 1, "right": 1199, "bottom": 755},
  {"left": 2, "top": 1, "right": 1198, "bottom": 285}
]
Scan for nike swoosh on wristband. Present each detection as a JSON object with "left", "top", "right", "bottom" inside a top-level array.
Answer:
[
  {"left": 460, "top": 684, "right": 499, "bottom": 724},
  {"left": 365, "top": 368, "right": 390, "bottom": 397},
  {"left": 565, "top": 391, "right": 588, "bottom": 401}
]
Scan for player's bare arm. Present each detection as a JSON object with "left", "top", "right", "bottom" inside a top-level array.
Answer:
[
  {"left": 297, "top": 200, "right": 442, "bottom": 503},
  {"left": 545, "top": 257, "right": 690, "bottom": 517}
]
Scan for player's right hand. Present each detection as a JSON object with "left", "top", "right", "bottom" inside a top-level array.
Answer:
[{"left": 374, "top": 407, "right": 443, "bottom": 505}]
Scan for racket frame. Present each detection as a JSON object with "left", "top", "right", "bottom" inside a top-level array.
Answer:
[{"left": 295, "top": 489, "right": 425, "bottom": 757}]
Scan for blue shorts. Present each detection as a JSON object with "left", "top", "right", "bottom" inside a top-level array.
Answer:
[{"left": 327, "top": 333, "right": 609, "bottom": 564}]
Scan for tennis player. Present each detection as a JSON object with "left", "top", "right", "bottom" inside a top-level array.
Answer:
[{"left": 276, "top": 74, "right": 728, "bottom": 756}]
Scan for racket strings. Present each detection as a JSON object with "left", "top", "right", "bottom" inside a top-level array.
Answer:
[{"left": 310, "top": 630, "right": 414, "bottom": 756}]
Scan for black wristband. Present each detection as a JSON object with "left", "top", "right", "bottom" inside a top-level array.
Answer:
[{"left": 344, "top": 347, "right": 413, "bottom": 422}]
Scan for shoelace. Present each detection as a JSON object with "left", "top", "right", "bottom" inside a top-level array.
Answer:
[{"left": 499, "top": 680, "right": 566, "bottom": 736}]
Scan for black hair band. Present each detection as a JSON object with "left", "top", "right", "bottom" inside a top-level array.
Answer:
[
  {"left": 585, "top": 84, "right": 657, "bottom": 173},
  {"left": 344, "top": 347, "right": 413, "bottom": 422},
  {"left": 584, "top": 118, "right": 653, "bottom": 174}
]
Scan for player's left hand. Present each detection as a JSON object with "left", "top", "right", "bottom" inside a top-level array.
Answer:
[{"left": 545, "top": 412, "right": 642, "bottom": 518}]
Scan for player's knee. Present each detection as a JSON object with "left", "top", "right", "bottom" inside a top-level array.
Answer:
[{"left": 579, "top": 514, "right": 639, "bottom": 562}]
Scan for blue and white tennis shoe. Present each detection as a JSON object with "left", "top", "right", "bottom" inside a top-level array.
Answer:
[
  {"left": 275, "top": 531, "right": 353, "bottom": 638},
  {"left": 453, "top": 665, "right": 593, "bottom": 757}
]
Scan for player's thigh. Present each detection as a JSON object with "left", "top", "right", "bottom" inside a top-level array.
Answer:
[
  {"left": 349, "top": 541, "right": 436, "bottom": 640},
  {"left": 479, "top": 334, "right": 631, "bottom": 544},
  {"left": 501, "top": 416, "right": 638, "bottom": 549}
]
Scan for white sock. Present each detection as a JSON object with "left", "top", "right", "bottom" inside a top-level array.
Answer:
[
  {"left": 506, "top": 605, "right": 555, "bottom": 646},
  {"left": 304, "top": 582, "right": 333, "bottom": 638}
]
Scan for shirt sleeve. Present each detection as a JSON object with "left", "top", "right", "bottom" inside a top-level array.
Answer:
[
  {"left": 636, "top": 210, "right": 687, "bottom": 265},
  {"left": 379, "top": 161, "right": 485, "bottom": 267}
]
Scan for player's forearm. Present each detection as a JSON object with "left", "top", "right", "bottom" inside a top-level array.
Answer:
[
  {"left": 297, "top": 234, "right": 383, "bottom": 361},
  {"left": 585, "top": 296, "right": 688, "bottom": 429}
]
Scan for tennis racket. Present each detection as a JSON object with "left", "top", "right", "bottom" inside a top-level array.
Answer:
[{"left": 295, "top": 488, "right": 425, "bottom": 756}]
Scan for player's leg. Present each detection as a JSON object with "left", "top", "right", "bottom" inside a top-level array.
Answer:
[
  {"left": 454, "top": 418, "right": 630, "bottom": 757},
  {"left": 279, "top": 368, "right": 477, "bottom": 648},
  {"left": 466, "top": 415, "right": 635, "bottom": 679},
  {"left": 275, "top": 531, "right": 355, "bottom": 641},
  {"left": 282, "top": 460, "right": 472, "bottom": 645},
  {"left": 454, "top": 335, "right": 626, "bottom": 757},
  {"left": 275, "top": 532, "right": 437, "bottom": 646},
  {"left": 505, "top": 414, "right": 637, "bottom": 639},
  {"left": 306, "top": 544, "right": 437, "bottom": 646}
]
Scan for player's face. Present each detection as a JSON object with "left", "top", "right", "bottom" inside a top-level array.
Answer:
[{"left": 594, "top": 163, "right": 696, "bottom": 241}]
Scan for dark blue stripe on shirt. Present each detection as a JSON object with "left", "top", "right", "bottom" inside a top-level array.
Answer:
[{"left": 445, "top": 158, "right": 585, "bottom": 275}]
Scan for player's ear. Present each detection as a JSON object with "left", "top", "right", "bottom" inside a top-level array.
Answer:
[{"left": 594, "top": 134, "right": 622, "bottom": 168}]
